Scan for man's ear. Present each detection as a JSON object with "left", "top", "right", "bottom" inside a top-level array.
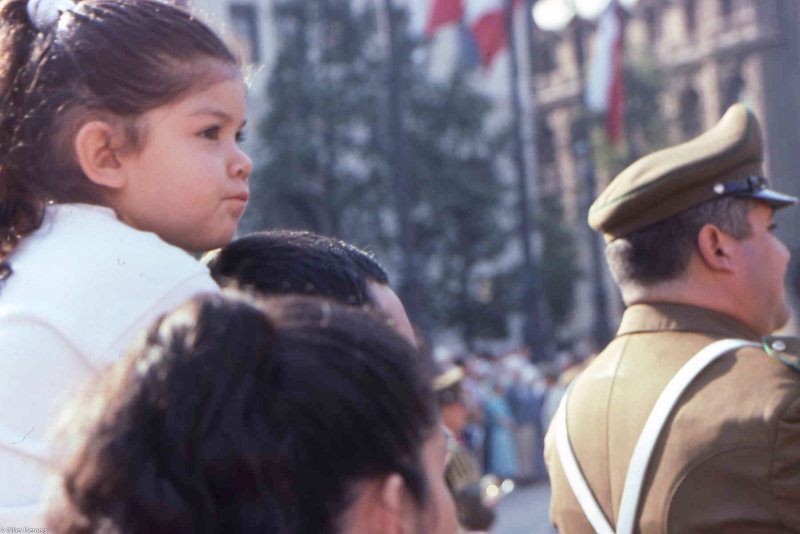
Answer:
[
  {"left": 344, "top": 475, "right": 412, "bottom": 534},
  {"left": 697, "top": 223, "right": 736, "bottom": 273},
  {"left": 373, "top": 474, "right": 413, "bottom": 534},
  {"left": 73, "top": 120, "right": 127, "bottom": 189}
]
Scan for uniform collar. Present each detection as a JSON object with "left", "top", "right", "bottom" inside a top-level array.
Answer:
[{"left": 617, "top": 302, "right": 761, "bottom": 341}]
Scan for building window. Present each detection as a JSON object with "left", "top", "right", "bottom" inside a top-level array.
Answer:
[
  {"left": 537, "top": 120, "right": 556, "bottom": 166},
  {"left": 685, "top": 0, "right": 696, "bottom": 36},
  {"left": 644, "top": 6, "right": 661, "bottom": 44},
  {"left": 532, "top": 36, "right": 555, "bottom": 75},
  {"left": 230, "top": 4, "right": 261, "bottom": 64},
  {"left": 720, "top": 0, "right": 734, "bottom": 18},
  {"left": 721, "top": 73, "right": 746, "bottom": 113},
  {"left": 679, "top": 88, "right": 702, "bottom": 138}
]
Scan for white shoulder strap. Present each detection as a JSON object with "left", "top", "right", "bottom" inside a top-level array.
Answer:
[
  {"left": 555, "top": 381, "right": 614, "bottom": 534},
  {"left": 556, "top": 338, "right": 759, "bottom": 534}
]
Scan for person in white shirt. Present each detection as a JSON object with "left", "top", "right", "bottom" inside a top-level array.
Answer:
[{"left": 0, "top": 0, "right": 252, "bottom": 524}]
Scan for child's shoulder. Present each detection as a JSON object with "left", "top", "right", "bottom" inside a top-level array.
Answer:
[
  {"left": 2, "top": 203, "right": 215, "bottom": 318},
  {"left": 1, "top": 203, "right": 218, "bottom": 362},
  {"left": 29, "top": 203, "right": 207, "bottom": 282}
]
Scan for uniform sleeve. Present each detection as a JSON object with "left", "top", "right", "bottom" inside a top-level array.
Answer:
[
  {"left": 771, "top": 394, "right": 800, "bottom": 530},
  {"left": 99, "top": 272, "right": 220, "bottom": 367}
]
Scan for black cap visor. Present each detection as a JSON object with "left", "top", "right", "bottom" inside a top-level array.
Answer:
[
  {"left": 713, "top": 176, "right": 798, "bottom": 209},
  {"left": 739, "top": 188, "right": 798, "bottom": 209}
]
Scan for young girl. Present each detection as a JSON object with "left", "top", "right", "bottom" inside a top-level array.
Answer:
[{"left": 0, "top": 0, "right": 251, "bottom": 524}]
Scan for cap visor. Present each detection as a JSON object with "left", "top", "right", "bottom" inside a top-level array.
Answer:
[
  {"left": 433, "top": 366, "right": 464, "bottom": 391},
  {"left": 734, "top": 188, "right": 798, "bottom": 209}
]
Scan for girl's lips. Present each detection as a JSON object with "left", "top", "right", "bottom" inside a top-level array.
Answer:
[{"left": 228, "top": 192, "right": 249, "bottom": 202}]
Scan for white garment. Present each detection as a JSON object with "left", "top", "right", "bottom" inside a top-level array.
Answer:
[{"left": 0, "top": 204, "right": 219, "bottom": 526}]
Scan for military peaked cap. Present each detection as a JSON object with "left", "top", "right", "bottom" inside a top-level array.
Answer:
[{"left": 588, "top": 104, "right": 797, "bottom": 240}]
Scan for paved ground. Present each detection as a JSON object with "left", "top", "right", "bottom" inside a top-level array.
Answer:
[{"left": 492, "top": 480, "right": 556, "bottom": 534}]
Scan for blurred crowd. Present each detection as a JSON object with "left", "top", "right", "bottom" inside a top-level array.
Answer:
[{"left": 428, "top": 343, "right": 593, "bottom": 531}]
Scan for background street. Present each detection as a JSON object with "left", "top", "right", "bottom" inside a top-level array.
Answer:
[{"left": 493, "top": 480, "right": 556, "bottom": 534}]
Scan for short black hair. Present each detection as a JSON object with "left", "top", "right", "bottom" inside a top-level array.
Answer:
[
  {"left": 605, "top": 197, "right": 753, "bottom": 287},
  {"left": 203, "top": 231, "right": 389, "bottom": 307},
  {"left": 47, "top": 293, "right": 437, "bottom": 534}
]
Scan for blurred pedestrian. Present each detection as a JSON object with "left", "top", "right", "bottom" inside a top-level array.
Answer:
[
  {"left": 540, "top": 368, "right": 564, "bottom": 435},
  {"left": 484, "top": 379, "right": 518, "bottom": 479},
  {"left": 434, "top": 361, "right": 496, "bottom": 533},
  {"left": 545, "top": 104, "right": 800, "bottom": 532},
  {"left": 506, "top": 369, "right": 544, "bottom": 483}
]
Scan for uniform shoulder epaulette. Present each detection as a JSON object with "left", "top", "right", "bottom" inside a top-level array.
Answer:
[{"left": 762, "top": 335, "right": 800, "bottom": 371}]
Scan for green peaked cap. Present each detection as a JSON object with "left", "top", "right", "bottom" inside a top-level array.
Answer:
[{"left": 589, "top": 104, "right": 797, "bottom": 241}]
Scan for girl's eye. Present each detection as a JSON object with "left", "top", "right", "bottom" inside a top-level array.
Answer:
[
  {"left": 769, "top": 223, "right": 778, "bottom": 233},
  {"left": 236, "top": 130, "right": 247, "bottom": 144},
  {"left": 200, "top": 126, "right": 221, "bottom": 140}
]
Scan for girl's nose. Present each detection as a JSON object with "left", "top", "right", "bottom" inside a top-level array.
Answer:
[{"left": 230, "top": 149, "right": 253, "bottom": 180}]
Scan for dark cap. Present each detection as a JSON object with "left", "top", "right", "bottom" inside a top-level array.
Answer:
[{"left": 588, "top": 104, "right": 797, "bottom": 241}]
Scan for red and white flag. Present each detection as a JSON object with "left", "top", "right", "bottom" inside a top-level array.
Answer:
[
  {"left": 464, "top": 0, "right": 507, "bottom": 67},
  {"left": 425, "top": 0, "right": 463, "bottom": 37},
  {"left": 585, "top": 0, "right": 625, "bottom": 144}
]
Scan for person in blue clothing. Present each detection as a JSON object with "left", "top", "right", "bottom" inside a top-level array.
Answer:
[
  {"left": 483, "top": 380, "right": 518, "bottom": 479},
  {"left": 506, "top": 369, "right": 545, "bottom": 483}
]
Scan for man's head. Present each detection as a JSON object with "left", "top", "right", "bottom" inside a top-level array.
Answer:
[
  {"left": 203, "top": 230, "right": 415, "bottom": 342},
  {"left": 590, "top": 104, "right": 797, "bottom": 335},
  {"left": 433, "top": 363, "right": 468, "bottom": 435}
]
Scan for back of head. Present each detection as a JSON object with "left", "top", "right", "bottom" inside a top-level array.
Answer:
[
  {"left": 0, "top": 0, "right": 238, "bottom": 259},
  {"left": 204, "top": 230, "right": 389, "bottom": 306},
  {"left": 46, "top": 293, "right": 437, "bottom": 534},
  {"left": 590, "top": 104, "right": 797, "bottom": 290}
]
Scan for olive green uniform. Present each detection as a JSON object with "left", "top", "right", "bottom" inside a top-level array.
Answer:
[{"left": 545, "top": 303, "right": 800, "bottom": 533}]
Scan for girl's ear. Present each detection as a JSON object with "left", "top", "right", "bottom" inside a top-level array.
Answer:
[{"left": 74, "top": 120, "right": 127, "bottom": 189}]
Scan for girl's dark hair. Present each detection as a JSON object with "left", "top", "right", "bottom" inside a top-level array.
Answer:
[
  {"left": 46, "top": 293, "right": 438, "bottom": 534},
  {"left": 0, "top": 0, "right": 238, "bottom": 261}
]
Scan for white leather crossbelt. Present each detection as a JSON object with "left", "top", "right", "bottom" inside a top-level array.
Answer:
[{"left": 555, "top": 338, "right": 759, "bottom": 534}]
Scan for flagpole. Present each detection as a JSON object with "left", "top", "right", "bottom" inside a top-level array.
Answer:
[
  {"left": 380, "top": 0, "right": 425, "bottom": 328},
  {"left": 572, "top": 15, "right": 612, "bottom": 348},
  {"left": 505, "top": 0, "right": 553, "bottom": 360}
]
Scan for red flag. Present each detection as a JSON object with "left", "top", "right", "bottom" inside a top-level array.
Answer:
[
  {"left": 470, "top": 9, "right": 506, "bottom": 66},
  {"left": 605, "top": 13, "right": 625, "bottom": 144},
  {"left": 426, "top": 0, "right": 463, "bottom": 37},
  {"left": 585, "top": 1, "right": 626, "bottom": 144},
  {"left": 464, "top": 0, "right": 522, "bottom": 68}
]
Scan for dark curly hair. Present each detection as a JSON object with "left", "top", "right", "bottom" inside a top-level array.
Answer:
[
  {"left": 0, "top": 0, "right": 238, "bottom": 268},
  {"left": 46, "top": 293, "right": 438, "bottom": 534}
]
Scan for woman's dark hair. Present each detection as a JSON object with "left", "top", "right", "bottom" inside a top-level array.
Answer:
[
  {"left": 204, "top": 230, "right": 390, "bottom": 307},
  {"left": 46, "top": 293, "right": 438, "bottom": 534},
  {"left": 0, "top": 0, "right": 238, "bottom": 262}
]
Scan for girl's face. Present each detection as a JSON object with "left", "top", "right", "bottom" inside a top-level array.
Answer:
[{"left": 111, "top": 63, "right": 252, "bottom": 252}]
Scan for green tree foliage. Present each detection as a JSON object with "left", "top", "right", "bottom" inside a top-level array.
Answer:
[
  {"left": 244, "top": 0, "right": 521, "bottom": 343},
  {"left": 405, "top": 71, "right": 513, "bottom": 343},
  {"left": 245, "top": 0, "right": 386, "bottom": 241}
]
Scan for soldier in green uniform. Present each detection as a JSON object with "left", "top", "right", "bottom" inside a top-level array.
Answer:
[
  {"left": 544, "top": 103, "right": 800, "bottom": 533},
  {"left": 434, "top": 362, "right": 495, "bottom": 532}
]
